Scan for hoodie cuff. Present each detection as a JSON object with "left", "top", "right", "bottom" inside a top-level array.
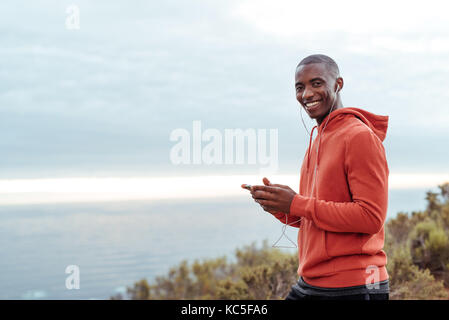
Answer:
[
  {"left": 273, "top": 211, "right": 285, "bottom": 219},
  {"left": 289, "top": 194, "right": 314, "bottom": 219}
]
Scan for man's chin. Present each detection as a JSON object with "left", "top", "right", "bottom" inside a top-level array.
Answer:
[
  {"left": 308, "top": 104, "right": 333, "bottom": 118},
  {"left": 306, "top": 108, "right": 325, "bottom": 119}
]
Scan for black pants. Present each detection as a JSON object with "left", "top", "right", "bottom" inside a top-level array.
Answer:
[{"left": 285, "top": 288, "right": 389, "bottom": 300}]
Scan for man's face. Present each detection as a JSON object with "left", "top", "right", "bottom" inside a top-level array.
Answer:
[{"left": 295, "top": 63, "right": 339, "bottom": 121}]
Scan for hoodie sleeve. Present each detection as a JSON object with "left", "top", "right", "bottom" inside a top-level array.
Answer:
[
  {"left": 272, "top": 211, "right": 301, "bottom": 228},
  {"left": 289, "top": 129, "right": 389, "bottom": 234}
]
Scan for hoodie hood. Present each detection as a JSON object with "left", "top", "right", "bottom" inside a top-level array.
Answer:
[
  {"left": 318, "top": 107, "right": 389, "bottom": 142},
  {"left": 306, "top": 107, "right": 389, "bottom": 172}
]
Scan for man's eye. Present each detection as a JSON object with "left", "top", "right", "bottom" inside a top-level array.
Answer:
[
  {"left": 313, "top": 82, "right": 321, "bottom": 86},
  {"left": 296, "top": 87, "right": 303, "bottom": 91}
]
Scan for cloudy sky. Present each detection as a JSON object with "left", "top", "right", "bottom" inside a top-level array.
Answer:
[{"left": 1, "top": 0, "right": 449, "bottom": 203}]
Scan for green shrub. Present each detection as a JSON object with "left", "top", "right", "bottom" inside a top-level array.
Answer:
[
  {"left": 114, "top": 241, "right": 297, "bottom": 300},
  {"left": 114, "top": 182, "right": 449, "bottom": 300}
]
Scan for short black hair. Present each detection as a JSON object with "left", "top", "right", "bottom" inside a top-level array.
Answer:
[{"left": 296, "top": 54, "right": 340, "bottom": 78}]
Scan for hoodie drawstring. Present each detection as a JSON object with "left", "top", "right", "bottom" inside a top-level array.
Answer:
[{"left": 307, "top": 125, "right": 317, "bottom": 171}]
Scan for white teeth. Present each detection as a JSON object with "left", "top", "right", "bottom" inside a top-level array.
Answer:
[{"left": 305, "top": 101, "right": 320, "bottom": 108}]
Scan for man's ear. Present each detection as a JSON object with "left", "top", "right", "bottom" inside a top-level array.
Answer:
[{"left": 336, "top": 77, "right": 344, "bottom": 92}]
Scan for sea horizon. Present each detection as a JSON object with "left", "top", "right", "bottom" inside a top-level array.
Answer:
[{"left": 0, "top": 186, "right": 438, "bottom": 299}]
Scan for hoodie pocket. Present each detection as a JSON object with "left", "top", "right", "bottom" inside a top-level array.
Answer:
[
  {"left": 298, "top": 219, "right": 336, "bottom": 278},
  {"left": 300, "top": 219, "right": 331, "bottom": 264},
  {"left": 325, "top": 231, "right": 363, "bottom": 257}
]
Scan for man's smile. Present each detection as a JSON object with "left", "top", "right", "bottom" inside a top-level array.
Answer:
[{"left": 305, "top": 99, "right": 322, "bottom": 110}]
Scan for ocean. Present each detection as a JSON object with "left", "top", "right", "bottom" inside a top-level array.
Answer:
[{"left": 0, "top": 188, "right": 434, "bottom": 299}]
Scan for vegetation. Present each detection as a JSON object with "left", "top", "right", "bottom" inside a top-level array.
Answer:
[
  {"left": 384, "top": 183, "right": 449, "bottom": 299},
  {"left": 111, "top": 183, "right": 449, "bottom": 300}
]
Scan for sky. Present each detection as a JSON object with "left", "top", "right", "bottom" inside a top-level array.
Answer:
[{"left": 1, "top": 0, "right": 449, "bottom": 203}]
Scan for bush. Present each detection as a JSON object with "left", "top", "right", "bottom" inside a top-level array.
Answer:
[
  {"left": 113, "top": 241, "right": 298, "bottom": 300},
  {"left": 385, "top": 243, "right": 448, "bottom": 299},
  {"left": 385, "top": 182, "right": 449, "bottom": 296},
  {"left": 114, "top": 182, "right": 449, "bottom": 300}
]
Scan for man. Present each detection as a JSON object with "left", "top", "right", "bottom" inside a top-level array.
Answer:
[{"left": 243, "top": 54, "right": 390, "bottom": 300}]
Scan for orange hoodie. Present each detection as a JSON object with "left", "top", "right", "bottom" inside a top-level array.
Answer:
[{"left": 273, "top": 107, "right": 389, "bottom": 288}]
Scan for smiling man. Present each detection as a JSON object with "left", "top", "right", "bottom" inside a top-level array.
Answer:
[{"left": 243, "top": 54, "right": 390, "bottom": 300}]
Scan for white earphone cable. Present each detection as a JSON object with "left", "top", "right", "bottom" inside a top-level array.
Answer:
[{"left": 272, "top": 84, "right": 340, "bottom": 248}]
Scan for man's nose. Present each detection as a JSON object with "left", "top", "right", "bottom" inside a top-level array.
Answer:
[{"left": 302, "top": 87, "right": 314, "bottom": 100}]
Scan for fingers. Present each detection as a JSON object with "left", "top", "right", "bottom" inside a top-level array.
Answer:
[
  {"left": 250, "top": 186, "right": 280, "bottom": 204},
  {"left": 257, "top": 201, "right": 278, "bottom": 215},
  {"left": 271, "top": 184, "right": 289, "bottom": 189},
  {"left": 256, "top": 199, "right": 276, "bottom": 211},
  {"left": 263, "top": 177, "right": 271, "bottom": 186},
  {"left": 251, "top": 189, "right": 278, "bottom": 201},
  {"left": 262, "top": 177, "right": 292, "bottom": 190},
  {"left": 262, "top": 178, "right": 289, "bottom": 189},
  {"left": 251, "top": 185, "right": 278, "bottom": 193}
]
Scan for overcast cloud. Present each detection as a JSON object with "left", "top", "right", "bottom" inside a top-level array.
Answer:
[{"left": 1, "top": 0, "right": 449, "bottom": 179}]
